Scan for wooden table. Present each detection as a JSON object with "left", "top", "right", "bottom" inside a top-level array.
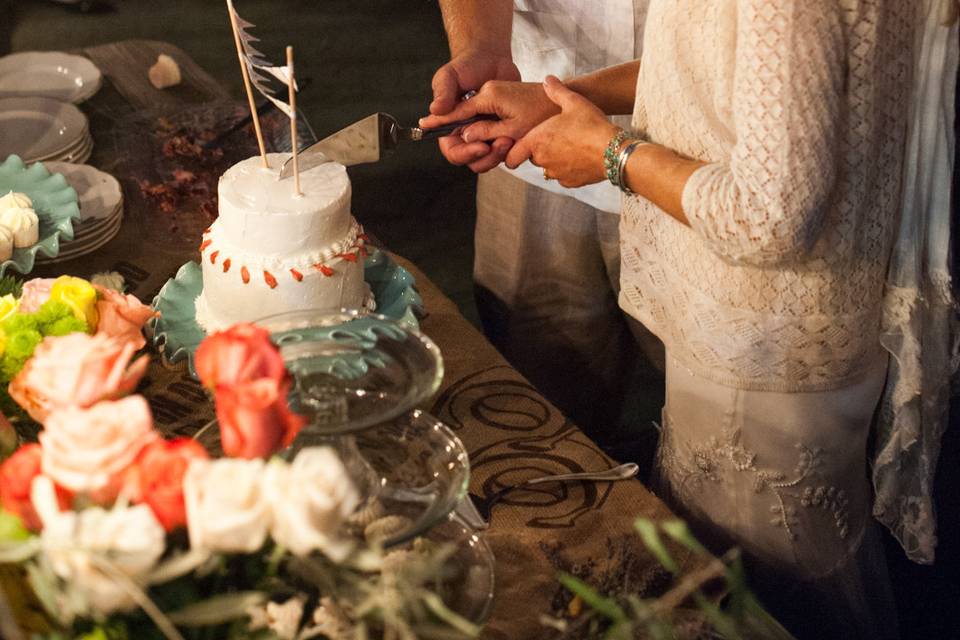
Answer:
[{"left": 30, "top": 40, "right": 702, "bottom": 640}]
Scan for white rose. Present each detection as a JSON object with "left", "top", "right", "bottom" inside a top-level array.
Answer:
[
  {"left": 261, "top": 447, "right": 359, "bottom": 560},
  {"left": 183, "top": 457, "right": 270, "bottom": 553},
  {"left": 32, "top": 476, "right": 165, "bottom": 616}
]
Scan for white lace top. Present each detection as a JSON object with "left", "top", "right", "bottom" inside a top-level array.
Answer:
[{"left": 620, "top": 0, "right": 915, "bottom": 392}]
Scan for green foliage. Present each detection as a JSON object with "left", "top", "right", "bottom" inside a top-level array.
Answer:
[
  {"left": 0, "top": 295, "right": 92, "bottom": 421},
  {"left": 551, "top": 518, "right": 798, "bottom": 640},
  {"left": 0, "top": 509, "right": 30, "bottom": 542},
  {"left": 0, "top": 274, "right": 23, "bottom": 298}
]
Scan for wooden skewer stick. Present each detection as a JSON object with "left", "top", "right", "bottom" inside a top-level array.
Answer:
[
  {"left": 287, "top": 45, "right": 301, "bottom": 196},
  {"left": 226, "top": 0, "right": 268, "bottom": 168}
]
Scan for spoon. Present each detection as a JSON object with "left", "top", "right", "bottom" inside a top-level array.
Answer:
[{"left": 465, "top": 462, "right": 640, "bottom": 525}]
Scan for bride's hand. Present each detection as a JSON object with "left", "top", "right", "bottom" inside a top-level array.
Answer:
[
  {"left": 418, "top": 81, "right": 561, "bottom": 173},
  {"left": 505, "top": 75, "right": 619, "bottom": 188}
]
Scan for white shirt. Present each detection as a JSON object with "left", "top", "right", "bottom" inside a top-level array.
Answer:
[{"left": 508, "top": 0, "right": 646, "bottom": 213}]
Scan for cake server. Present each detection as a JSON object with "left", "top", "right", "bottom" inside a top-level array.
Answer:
[{"left": 279, "top": 112, "right": 495, "bottom": 177}]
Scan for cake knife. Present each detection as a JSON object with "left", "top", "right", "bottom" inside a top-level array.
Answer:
[{"left": 279, "top": 112, "right": 495, "bottom": 178}]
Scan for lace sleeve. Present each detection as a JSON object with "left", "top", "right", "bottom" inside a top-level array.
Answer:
[{"left": 680, "top": 0, "right": 846, "bottom": 266}]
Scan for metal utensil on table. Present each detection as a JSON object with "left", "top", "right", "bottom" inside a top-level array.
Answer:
[
  {"left": 279, "top": 111, "right": 496, "bottom": 177},
  {"left": 458, "top": 462, "right": 640, "bottom": 529}
]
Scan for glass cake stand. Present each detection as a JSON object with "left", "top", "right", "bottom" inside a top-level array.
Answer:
[
  {"left": 193, "top": 408, "right": 470, "bottom": 549},
  {"left": 255, "top": 308, "right": 444, "bottom": 436},
  {"left": 195, "top": 310, "right": 469, "bottom": 546}
]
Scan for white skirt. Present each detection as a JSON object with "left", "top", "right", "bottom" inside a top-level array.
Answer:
[{"left": 653, "top": 354, "right": 898, "bottom": 639}]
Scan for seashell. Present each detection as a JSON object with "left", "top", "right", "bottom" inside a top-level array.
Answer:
[{"left": 148, "top": 54, "right": 182, "bottom": 90}]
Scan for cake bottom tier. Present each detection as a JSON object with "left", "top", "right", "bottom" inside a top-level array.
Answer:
[{"left": 195, "top": 253, "right": 368, "bottom": 332}]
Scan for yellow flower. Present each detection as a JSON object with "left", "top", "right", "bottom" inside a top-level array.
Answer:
[
  {"left": 0, "top": 294, "right": 18, "bottom": 323},
  {"left": 49, "top": 276, "right": 99, "bottom": 329},
  {"left": 0, "top": 327, "right": 6, "bottom": 357}
]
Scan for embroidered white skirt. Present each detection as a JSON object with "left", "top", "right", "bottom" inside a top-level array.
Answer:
[{"left": 653, "top": 354, "right": 898, "bottom": 639}]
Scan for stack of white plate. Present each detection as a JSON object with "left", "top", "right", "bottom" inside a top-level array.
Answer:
[
  {"left": 36, "top": 162, "right": 123, "bottom": 264},
  {"left": 0, "top": 52, "right": 102, "bottom": 104},
  {"left": 0, "top": 96, "right": 93, "bottom": 164}
]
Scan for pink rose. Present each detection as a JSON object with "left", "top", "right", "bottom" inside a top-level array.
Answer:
[
  {"left": 94, "top": 285, "right": 158, "bottom": 350},
  {"left": 215, "top": 378, "right": 304, "bottom": 459},
  {"left": 40, "top": 396, "right": 158, "bottom": 499},
  {"left": 17, "top": 278, "right": 55, "bottom": 313},
  {"left": 195, "top": 324, "right": 286, "bottom": 389},
  {"left": 0, "top": 444, "right": 71, "bottom": 531},
  {"left": 129, "top": 438, "right": 209, "bottom": 532},
  {"left": 8, "top": 333, "right": 149, "bottom": 424}
]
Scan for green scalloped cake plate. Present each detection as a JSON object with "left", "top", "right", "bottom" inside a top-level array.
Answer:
[
  {"left": 150, "top": 248, "right": 423, "bottom": 375},
  {"left": 0, "top": 154, "right": 80, "bottom": 275}
]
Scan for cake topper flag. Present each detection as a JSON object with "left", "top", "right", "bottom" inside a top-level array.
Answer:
[{"left": 226, "top": 0, "right": 301, "bottom": 169}]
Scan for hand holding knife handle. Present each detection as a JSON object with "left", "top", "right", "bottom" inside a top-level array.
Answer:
[{"left": 407, "top": 114, "right": 499, "bottom": 141}]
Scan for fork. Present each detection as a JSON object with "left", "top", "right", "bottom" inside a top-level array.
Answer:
[{"left": 459, "top": 462, "right": 640, "bottom": 528}]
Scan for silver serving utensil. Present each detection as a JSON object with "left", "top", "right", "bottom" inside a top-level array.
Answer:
[
  {"left": 466, "top": 462, "right": 640, "bottom": 526},
  {"left": 279, "top": 111, "right": 495, "bottom": 177}
]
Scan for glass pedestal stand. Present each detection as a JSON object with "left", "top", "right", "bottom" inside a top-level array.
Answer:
[{"left": 196, "top": 309, "right": 495, "bottom": 625}]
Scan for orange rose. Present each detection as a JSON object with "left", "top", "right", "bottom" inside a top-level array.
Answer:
[
  {"left": 196, "top": 324, "right": 303, "bottom": 459},
  {"left": 215, "top": 378, "right": 304, "bottom": 459},
  {"left": 8, "top": 333, "right": 148, "bottom": 424},
  {"left": 130, "top": 438, "right": 209, "bottom": 531},
  {"left": 195, "top": 324, "right": 286, "bottom": 389},
  {"left": 94, "top": 285, "right": 158, "bottom": 350},
  {"left": 0, "top": 444, "right": 71, "bottom": 531}
]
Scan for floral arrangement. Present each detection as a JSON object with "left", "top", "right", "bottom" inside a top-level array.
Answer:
[
  {"left": 0, "top": 273, "right": 157, "bottom": 421},
  {"left": 0, "top": 319, "right": 479, "bottom": 640}
]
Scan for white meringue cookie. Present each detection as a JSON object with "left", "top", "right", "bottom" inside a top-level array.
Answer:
[
  {"left": 0, "top": 191, "right": 33, "bottom": 211},
  {"left": 0, "top": 225, "right": 13, "bottom": 261},
  {"left": 0, "top": 204, "right": 39, "bottom": 248}
]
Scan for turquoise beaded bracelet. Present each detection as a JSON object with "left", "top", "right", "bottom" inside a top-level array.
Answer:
[{"left": 603, "top": 129, "right": 630, "bottom": 187}]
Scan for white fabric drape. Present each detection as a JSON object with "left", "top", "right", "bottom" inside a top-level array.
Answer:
[{"left": 873, "top": 0, "right": 960, "bottom": 565}]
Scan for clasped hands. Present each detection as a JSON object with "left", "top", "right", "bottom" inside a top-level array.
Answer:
[{"left": 420, "top": 74, "right": 619, "bottom": 188}]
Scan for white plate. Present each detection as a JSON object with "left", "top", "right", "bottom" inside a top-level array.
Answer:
[
  {"left": 42, "top": 162, "right": 121, "bottom": 221},
  {"left": 73, "top": 206, "right": 122, "bottom": 237},
  {"left": 39, "top": 133, "right": 93, "bottom": 165},
  {"left": 59, "top": 206, "right": 120, "bottom": 243},
  {"left": 31, "top": 126, "right": 91, "bottom": 159},
  {"left": 29, "top": 126, "right": 88, "bottom": 158},
  {"left": 0, "top": 52, "right": 102, "bottom": 104},
  {"left": 0, "top": 97, "right": 88, "bottom": 161},
  {"left": 36, "top": 211, "right": 121, "bottom": 263},
  {"left": 72, "top": 207, "right": 122, "bottom": 239}
]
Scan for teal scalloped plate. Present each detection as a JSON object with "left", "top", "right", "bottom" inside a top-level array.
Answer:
[
  {"left": 0, "top": 154, "right": 80, "bottom": 276},
  {"left": 150, "top": 248, "right": 423, "bottom": 375}
]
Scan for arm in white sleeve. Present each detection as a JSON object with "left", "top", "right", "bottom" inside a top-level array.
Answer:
[{"left": 681, "top": 0, "right": 847, "bottom": 266}]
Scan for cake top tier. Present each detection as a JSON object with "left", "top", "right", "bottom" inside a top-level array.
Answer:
[{"left": 217, "top": 153, "right": 353, "bottom": 257}]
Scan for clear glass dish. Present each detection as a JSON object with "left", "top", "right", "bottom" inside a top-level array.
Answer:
[
  {"left": 255, "top": 309, "right": 443, "bottom": 436},
  {"left": 193, "top": 409, "right": 470, "bottom": 549},
  {"left": 412, "top": 511, "right": 496, "bottom": 627}
]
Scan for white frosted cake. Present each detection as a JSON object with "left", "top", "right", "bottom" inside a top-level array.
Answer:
[{"left": 195, "top": 153, "right": 369, "bottom": 331}]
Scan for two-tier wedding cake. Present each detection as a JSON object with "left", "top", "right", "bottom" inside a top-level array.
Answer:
[{"left": 195, "top": 153, "right": 369, "bottom": 331}]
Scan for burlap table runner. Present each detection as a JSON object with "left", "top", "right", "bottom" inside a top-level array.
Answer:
[{"left": 26, "top": 40, "right": 703, "bottom": 639}]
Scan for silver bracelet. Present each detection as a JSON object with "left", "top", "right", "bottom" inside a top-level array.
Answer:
[{"left": 615, "top": 140, "right": 647, "bottom": 195}]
